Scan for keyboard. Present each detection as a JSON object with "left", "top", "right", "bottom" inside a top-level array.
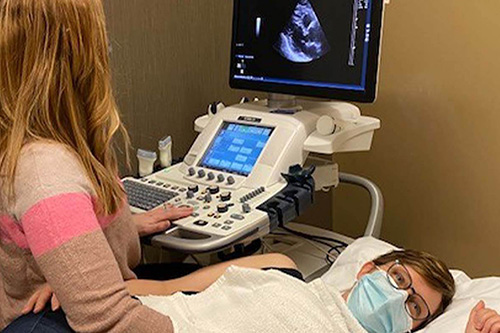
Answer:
[{"left": 123, "top": 179, "right": 180, "bottom": 211}]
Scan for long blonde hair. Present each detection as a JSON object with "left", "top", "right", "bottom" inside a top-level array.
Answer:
[{"left": 0, "top": 0, "right": 130, "bottom": 215}]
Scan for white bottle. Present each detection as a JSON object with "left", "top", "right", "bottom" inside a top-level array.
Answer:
[
  {"left": 137, "top": 149, "right": 157, "bottom": 177},
  {"left": 158, "top": 136, "right": 172, "bottom": 168}
]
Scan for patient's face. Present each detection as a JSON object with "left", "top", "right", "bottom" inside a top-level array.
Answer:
[{"left": 354, "top": 261, "right": 443, "bottom": 330}]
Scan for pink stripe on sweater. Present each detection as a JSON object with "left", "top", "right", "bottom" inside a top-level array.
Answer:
[
  {"left": 91, "top": 197, "right": 123, "bottom": 229},
  {"left": 0, "top": 215, "right": 29, "bottom": 249},
  {"left": 21, "top": 193, "right": 101, "bottom": 257}
]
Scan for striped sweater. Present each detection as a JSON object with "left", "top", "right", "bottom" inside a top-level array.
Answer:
[{"left": 0, "top": 141, "right": 173, "bottom": 332}]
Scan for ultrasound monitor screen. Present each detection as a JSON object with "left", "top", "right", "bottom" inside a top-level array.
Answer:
[
  {"left": 199, "top": 122, "right": 274, "bottom": 176},
  {"left": 230, "top": 0, "right": 384, "bottom": 102}
]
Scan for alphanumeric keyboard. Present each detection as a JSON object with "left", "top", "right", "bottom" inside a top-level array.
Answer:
[{"left": 123, "top": 179, "right": 180, "bottom": 211}]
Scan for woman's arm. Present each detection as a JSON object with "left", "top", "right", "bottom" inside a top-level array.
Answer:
[
  {"left": 126, "top": 253, "right": 297, "bottom": 296},
  {"left": 15, "top": 145, "right": 174, "bottom": 332},
  {"left": 23, "top": 204, "right": 194, "bottom": 314},
  {"left": 23, "top": 251, "right": 297, "bottom": 309}
]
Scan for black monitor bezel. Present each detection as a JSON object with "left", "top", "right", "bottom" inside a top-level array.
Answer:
[{"left": 229, "top": 0, "right": 385, "bottom": 103}]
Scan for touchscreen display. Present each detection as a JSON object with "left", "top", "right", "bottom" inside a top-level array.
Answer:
[{"left": 199, "top": 122, "right": 274, "bottom": 176}]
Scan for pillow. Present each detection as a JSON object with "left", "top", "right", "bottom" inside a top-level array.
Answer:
[
  {"left": 422, "top": 277, "right": 500, "bottom": 332},
  {"left": 321, "top": 237, "right": 500, "bottom": 332},
  {"left": 321, "top": 236, "right": 400, "bottom": 291}
]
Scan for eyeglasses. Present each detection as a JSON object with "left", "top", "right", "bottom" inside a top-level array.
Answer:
[{"left": 384, "top": 260, "right": 431, "bottom": 321}]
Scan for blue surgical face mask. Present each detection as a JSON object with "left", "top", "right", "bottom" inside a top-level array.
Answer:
[{"left": 347, "top": 270, "right": 413, "bottom": 333}]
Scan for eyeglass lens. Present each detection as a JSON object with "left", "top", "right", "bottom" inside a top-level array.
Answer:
[
  {"left": 387, "top": 263, "right": 431, "bottom": 320},
  {"left": 406, "top": 294, "right": 430, "bottom": 320}
]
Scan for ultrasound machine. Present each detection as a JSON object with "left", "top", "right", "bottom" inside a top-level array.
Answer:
[{"left": 123, "top": 0, "right": 387, "bottom": 259}]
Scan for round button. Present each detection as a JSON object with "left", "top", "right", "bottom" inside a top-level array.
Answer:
[
  {"left": 193, "top": 220, "right": 208, "bottom": 226},
  {"left": 217, "top": 204, "right": 229, "bottom": 213},
  {"left": 204, "top": 193, "right": 212, "bottom": 203},
  {"left": 188, "top": 185, "right": 199, "bottom": 193},
  {"left": 188, "top": 167, "right": 196, "bottom": 176},
  {"left": 217, "top": 174, "right": 225, "bottom": 183},
  {"left": 208, "top": 185, "right": 220, "bottom": 194},
  {"left": 186, "top": 190, "right": 194, "bottom": 199},
  {"left": 198, "top": 170, "right": 206, "bottom": 178},
  {"left": 316, "top": 115, "right": 336, "bottom": 136},
  {"left": 227, "top": 176, "right": 235, "bottom": 185},
  {"left": 220, "top": 191, "right": 231, "bottom": 202},
  {"left": 207, "top": 172, "right": 215, "bottom": 180}
]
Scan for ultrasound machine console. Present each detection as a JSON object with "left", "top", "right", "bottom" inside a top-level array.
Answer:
[{"left": 124, "top": 0, "right": 386, "bottom": 254}]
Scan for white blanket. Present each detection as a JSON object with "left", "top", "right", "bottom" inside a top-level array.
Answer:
[{"left": 139, "top": 266, "right": 366, "bottom": 333}]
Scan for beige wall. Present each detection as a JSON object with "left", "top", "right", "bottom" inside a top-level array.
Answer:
[
  {"left": 106, "top": 1, "right": 500, "bottom": 277},
  {"left": 104, "top": 1, "right": 242, "bottom": 166},
  {"left": 334, "top": 0, "right": 500, "bottom": 277}
]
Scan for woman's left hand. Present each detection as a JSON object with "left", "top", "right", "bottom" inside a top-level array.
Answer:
[
  {"left": 133, "top": 204, "right": 193, "bottom": 237},
  {"left": 22, "top": 284, "right": 60, "bottom": 314}
]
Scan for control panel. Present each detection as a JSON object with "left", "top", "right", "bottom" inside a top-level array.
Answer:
[{"left": 124, "top": 167, "right": 287, "bottom": 253}]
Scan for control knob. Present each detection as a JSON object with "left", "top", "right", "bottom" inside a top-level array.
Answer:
[
  {"left": 188, "top": 167, "right": 196, "bottom": 176},
  {"left": 198, "top": 170, "right": 206, "bottom": 178},
  {"left": 208, "top": 185, "right": 220, "bottom": 194},
  {"left": 186, "top": 190, "right": 195, "bottom": 199},
  {"left": 188, "top": 185, "right": 199, "bottom": 193},
  {"left": 207, "top": 172, "right": 215, "bottom": 180},
  {"left": 220, "top": 191, "right": 231, "bottom": 202},
  {"left": 227, "top": 176, "right": 235, "bottom": 185},
  {"left": 217, "top": 204, "right": 229, "bottom": 213},
  {"left": 217, "top": 174, "right": 225, "bottom": 183}
]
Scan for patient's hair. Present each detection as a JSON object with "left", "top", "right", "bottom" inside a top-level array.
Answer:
[
  {"left": 0, "top": 0, "right": 130, "bottom": 215},
  {"left": 373, "top": 249, "right": 455, "bottom": 330}
]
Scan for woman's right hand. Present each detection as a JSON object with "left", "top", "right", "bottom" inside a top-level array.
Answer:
[
  {"left": 22, "top": 284, "right": 60, "bottom": 314},
  {"left": 132, "top": 203, "right": 193, "bottom": 237}
]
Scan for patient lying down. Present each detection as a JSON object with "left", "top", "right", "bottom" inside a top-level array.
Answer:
[
  {"left": 29, "top": 251, "right": 500, "bottom": 333},
  {"left": 126, "top": 250, "right": 500, "bottom": 333}
]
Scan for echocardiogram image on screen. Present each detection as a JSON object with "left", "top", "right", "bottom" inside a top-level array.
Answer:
[
  {"left": 230, "top": 0, "right": 384, "bottom": 102},
  {"left": 273, "top": 0, "right": 331, "bottom": 63}
]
